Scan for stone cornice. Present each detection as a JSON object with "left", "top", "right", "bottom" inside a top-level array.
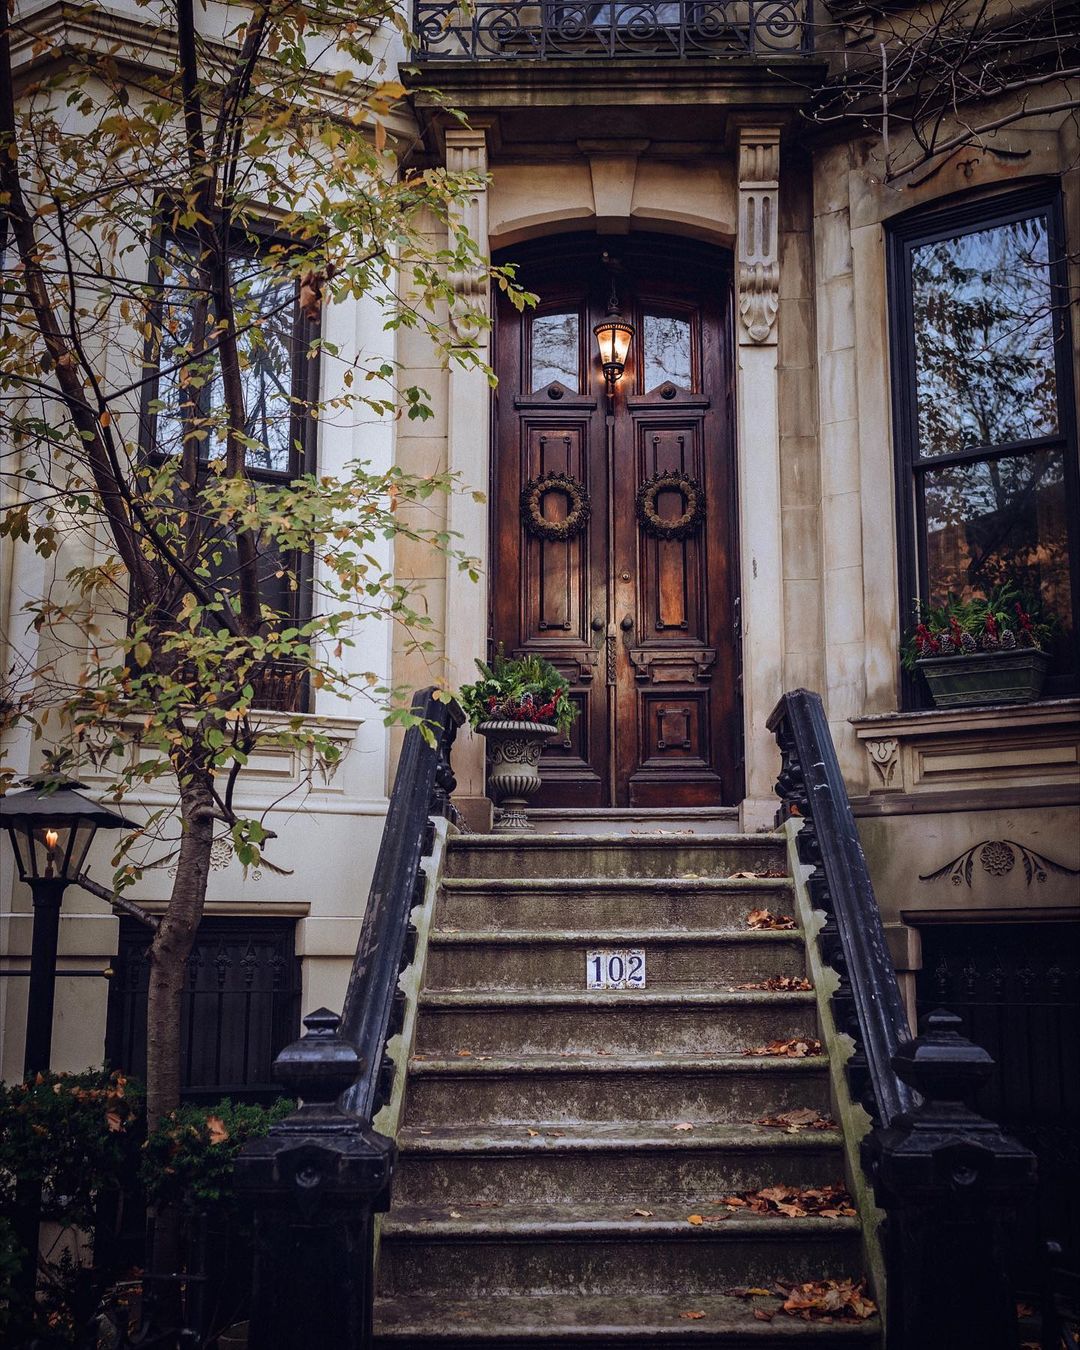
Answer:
[{"left": 8, "top": 1, "right": 419, "bottom": 145}]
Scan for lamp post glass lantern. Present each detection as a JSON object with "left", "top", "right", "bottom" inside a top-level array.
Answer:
[{"left": 1, "top": 776, "right": 132, "bottom": 1076}]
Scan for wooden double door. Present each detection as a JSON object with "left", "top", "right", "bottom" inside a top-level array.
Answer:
[{"left": 491, "top": 234, "right": 742, "bottom": 808}]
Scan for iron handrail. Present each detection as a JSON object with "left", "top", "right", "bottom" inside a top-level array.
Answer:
[
  {"left": 340, "top": 686, "right": 463, "bottom": 1121},
  {"left": 767, "top": 688, "right": 915, "bottom": 1127}
]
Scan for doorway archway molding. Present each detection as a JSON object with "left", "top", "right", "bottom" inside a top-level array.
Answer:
[{"left": 441, "top": 124, "right": 785, "bottom": 829}]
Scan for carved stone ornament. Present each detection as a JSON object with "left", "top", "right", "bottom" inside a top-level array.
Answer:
[
  {"left": 635, "top": 470, "right": 705, "bottom": 541},
  {"left": 521, "top": 471, "right": 592, "bottom": 543},
  {"left": 737, "top": 127, "right": 781, "bottom": 345},
  {"left": 864, "top": 737, "right": 900, "bottom": 790},
  {"left": 919, "top": 839, "right": 1080, "bottom": 888}
]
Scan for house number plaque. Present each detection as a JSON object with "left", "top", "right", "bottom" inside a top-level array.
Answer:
[{"left": 586, "top": 949, "right": 646, "bottom": 989}]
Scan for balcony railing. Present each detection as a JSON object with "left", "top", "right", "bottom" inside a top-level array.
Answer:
[{"left": 412, "top": 0, "right": 814, "bottom": 60}]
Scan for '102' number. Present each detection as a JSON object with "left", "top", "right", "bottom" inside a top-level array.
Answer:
[{"left": 587, "top": 949, "right": 646, "bottom": 989}]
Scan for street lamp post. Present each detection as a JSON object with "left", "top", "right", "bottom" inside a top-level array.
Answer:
[{"left": 1, "top": 776, "right": 133, "bottom": 1077}]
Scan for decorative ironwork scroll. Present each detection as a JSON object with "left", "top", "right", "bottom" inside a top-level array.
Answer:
[{"left": 413, "top": 0, "right": 813, "bottom": 60}]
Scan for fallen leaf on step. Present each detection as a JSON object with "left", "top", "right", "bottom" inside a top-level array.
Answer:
[
  {"left": 730, "top": 870, "right": 760, "bottom": 879},
  {"left": 756, "top": 1107, "right": 837, "bottom": 1132},
  {"left": 753, "top": 1308, "right": 776, "bottom": 1322},
  {"left": 716, "top": 1184, "right": 856, "bottom": 1219},
  {"left": 735, "top": 975, "right": 812, "bottom": 992},
  {"left": 672, "top": 1121, "right": 694, "bottom": 1131},
  {"left": 679, "top": 1311, "right": 706, "bottom": 1321},
  {"left": 456, "top": 1049, "right": 472, "bottom": 1057},
  {"left": 687, "top": 1214, "right": 704, "bottom": 1225},
  {"left": 779, "top": 1278, "right": 877, "bottom": 1322},
  {"left": 727, "top": 1287, "right": 773, "bottom": 1299},
  {"left": 741, "top": 1037, "right": 823, "bottom": 1058},
  {"left": 746, "top": 908, "right": 796, "bottom": 930},
  {"left": 448, "top": 1210, "right": 462, "bottom": 1219},
  {"left": 526, "top": 1128, "right": 541, "bottom": 1137},
  {"left": 680, "top": 872, "right": 701, "bottom": 880},
  {"left": 632, "top": 1208, "right": 653, "bottom": 1217}
]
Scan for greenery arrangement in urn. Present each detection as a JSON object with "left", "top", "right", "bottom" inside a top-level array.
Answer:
[
  {"left": 902, "top": 586, "right": 1056, "bottom": 707},
  {"left": 460, "top": 651, "right": 577, "bottom": 831}
]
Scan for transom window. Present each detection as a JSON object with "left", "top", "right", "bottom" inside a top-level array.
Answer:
[
  {"left": 889, "top": 187, "right": 1079, "bottom": 698},
  {"left": 642, "top": 309, "right": 692, "bottom": 391},
  {"left": 530, "top": 308, "right": 580, "bottom": 392}
]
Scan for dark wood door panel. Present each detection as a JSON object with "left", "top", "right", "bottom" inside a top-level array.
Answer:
[{"left": 492, "top": 233, "right": 741, "bottom": 809}]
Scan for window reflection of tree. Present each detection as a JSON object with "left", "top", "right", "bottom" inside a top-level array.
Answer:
[{"left": 912, "top": 217, "right": 1058, "bottom": 458}]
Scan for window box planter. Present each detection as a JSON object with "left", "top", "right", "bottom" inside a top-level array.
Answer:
[{"left": 916, "top": 647, "right": 1049, "bottom": 709}]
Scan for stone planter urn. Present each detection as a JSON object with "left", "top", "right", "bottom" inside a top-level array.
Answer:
[
  {"left": 477, "top": 720, "right": 560, "bottom": 831},
  {"left": 916, "top": 647, "right": 1049, "bottom": 708}
]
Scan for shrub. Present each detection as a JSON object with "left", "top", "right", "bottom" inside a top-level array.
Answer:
[{"left": 459, "top": 648, "right": 577, "bottom": 733}]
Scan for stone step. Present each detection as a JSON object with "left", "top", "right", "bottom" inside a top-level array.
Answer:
[
  {"left": 377, "top": 1206, "right": 864, "bottom": 1298},
  {"left": 528, "top": 806, "right": 742, "bottom": 837},
  {"left": 374, "top": 1291, "right": 880, "bottom": 1346},
  {"left": 445, "top": 833, "right": 787, "bottom": 881},
  {"left": 414, "top": 990, "right": 820, "bottom": 1058},
  {"left": 403, "top": 1054, "right": 833, "bottom": 1127},
  {"left": 425, "top": 929, "right": 807, "bottom": 990},
  {"left": 393, "top": 1122, "right": 846, "bottom": 1206},
  {"left": 437, "top": 875, "right": 795, "bottom": 932}
]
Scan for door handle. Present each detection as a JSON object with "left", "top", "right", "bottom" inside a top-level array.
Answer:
[
  {"left": 620, "top": 615, "right": 634, "bottom": 632},
  {"left": 591, "top": 616, "right": 604, "bottom": 632}
]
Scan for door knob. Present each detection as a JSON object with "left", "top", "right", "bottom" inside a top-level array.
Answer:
[
  {"left": 591, "top": 616, "right": 604, "bottom": 632},
  {"left": 620, "top": 615, "right": 634, "bottom": 632}
]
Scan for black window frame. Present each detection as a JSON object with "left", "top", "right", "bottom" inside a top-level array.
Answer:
[
  {"left": 137, "top": 221, "right": 320, "bottom": 710},
  {"left": 887, "top": 182, "right": 1080, "bottom": 708}
]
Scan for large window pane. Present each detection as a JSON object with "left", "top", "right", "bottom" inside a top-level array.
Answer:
[
  {"left": 153, "top": 243, "right": 298, "bottom": 474},
  {"left": 923, "top": 449, "right": 1072, "bottom": 630},
  {"left": 531, "top": 310, "right": 579, "bottom": 391},
  {"left": 912, "top": 215, "right": 1058, "bottom": 457},
  {"left": 643, "top": 311, "right": 691, "bottom": 390}
]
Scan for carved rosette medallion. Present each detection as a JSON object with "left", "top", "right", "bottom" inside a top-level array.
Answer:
[{"left": 920, "top": 839, "right": 1080, "bottom": 888}]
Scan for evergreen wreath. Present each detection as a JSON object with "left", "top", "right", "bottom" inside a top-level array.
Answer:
[
  {"left": 521, "top": 471, "right": 591, "bottom": 542},
  {"left": 636, "top": 470, "right": 705, "bottom": 541}
]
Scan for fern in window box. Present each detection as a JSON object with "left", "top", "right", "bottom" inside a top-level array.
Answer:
[{"left": 901, "top": 586, "right": 1055, "bottom": 707}]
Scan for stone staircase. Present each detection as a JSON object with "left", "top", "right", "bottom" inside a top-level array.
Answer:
[{"left": 374, "top": 828, "right": 881, "bottom": 1346}]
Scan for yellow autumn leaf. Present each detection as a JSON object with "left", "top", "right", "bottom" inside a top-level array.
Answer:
[
  {"left": 206, "top": 1115, "right": 229, "bottom": 1144},
  {"left": 687, "top": 1214, "right": 704, "bottom": 1225}
]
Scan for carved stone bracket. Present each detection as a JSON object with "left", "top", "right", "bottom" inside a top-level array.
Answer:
[
  {"left": 864, "top": 737, "right": 900, "bottom": 791},
  {"left": 444, "top": 127, "right": 490, "bottom": 340},
  {"left": 736, "top": 127, "right": 781, "bottom": 346}
]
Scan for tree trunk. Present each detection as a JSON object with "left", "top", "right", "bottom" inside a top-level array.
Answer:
[{"left": 145, "top": 770, "right": 216, "bottom": 1128}]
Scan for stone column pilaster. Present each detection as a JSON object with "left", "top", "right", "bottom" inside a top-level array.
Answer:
[
  {"left": 444, "top": 127, "right": 493, "bottom": 828},
  {"left": 734, "top": 126, "right": 784, "bottom": 829}
]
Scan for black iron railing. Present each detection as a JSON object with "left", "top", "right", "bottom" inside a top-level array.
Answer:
[
  {"left": 768, "top": 687, "right": 914, "bottom": 1126},
  {"left": 412, "top": 0, "right": 814, "bottom": 60},
  {"left": 769, "top": 688, "right": 1039, "bottom": 1349},
  {"left": 236, "top": 688, "right": 463, "bottom": 1350}
]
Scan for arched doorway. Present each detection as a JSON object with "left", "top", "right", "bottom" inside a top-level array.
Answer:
[{"left": 491, "top": 232, "right": 742, "bottom": 807}]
